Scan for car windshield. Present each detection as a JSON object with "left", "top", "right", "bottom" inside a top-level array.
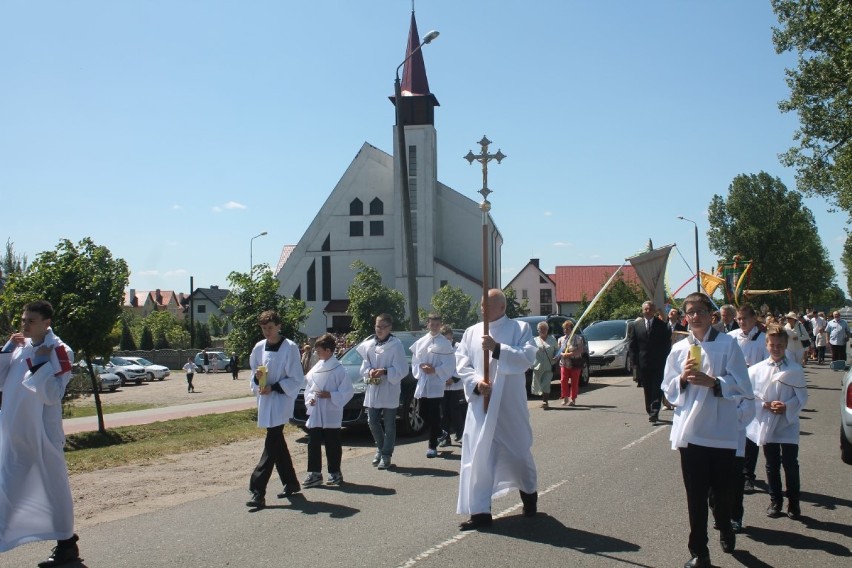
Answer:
[
  {"left": 111, "top": 357, "right": 131, "bottom": 365},
  {"left": 339, "top": 332, "right": 425, "bottom": 366},
  {"left": 135, "top": 358, "right": 153, "bottom": 366},
  {"left": 583, "top": 321, "right": 628, "bottom": 341}
]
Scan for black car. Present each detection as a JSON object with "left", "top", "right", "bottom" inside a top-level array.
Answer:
[
  {"left": 513, "top": 314, "right": 590, "bottom": 389},
  {"left": 290, "top": 331, "right": 429, "bottom": 436}
]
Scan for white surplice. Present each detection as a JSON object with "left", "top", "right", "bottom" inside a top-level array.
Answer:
[
  {"left": 410, "top": 333, "right": 456, "bottom": 399},
  {"left": 746, "top": 358, "right": 808, "bottom": 446},
  {"left": 0, "top": 330, "right": 75, "bottom": 552},
  {"left": 455, "top": 315, "right": 537, "bottom": 515},
  {"left": 304, "top": 357, "right": 354, "bottom": 429},
  {"left": 249, "top": 338, "right": 304, "bottom": 428}
]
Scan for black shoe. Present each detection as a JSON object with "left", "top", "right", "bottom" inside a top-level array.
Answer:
[
  {"left": 648, "top": 413, "right": 659, "bottom": 424},
  {"left": 277, "top": 483, "right": 302, "bottom": 498},
  {"left": 38, "top": 535, "right": 80, "bottom": 568},
  {"left": 731, "top": 519, "right": 743, "bottom": 533},
  {"left": 766, "top": 500, "right": 783, "bottom": 518},
  {"left": 246, "top": 491, "right": 265, "bottom": 508},
  {"left": 684, "top": 555, "right": 711, "bottom": 568},
  {"left": 720, "top": 530, "right": 736, "bottom": 553},
  {"left": 787, "top": 500, "right": 801, "bottom": 519},
  {"left": 743, "top": 479, "right": 755, "bottom": 493},
  {"left": 520, "top": 490, "right": 538, "bottom": 517},
  {"left": 459, "top": 513, "right": 493, "bottom": 531}
]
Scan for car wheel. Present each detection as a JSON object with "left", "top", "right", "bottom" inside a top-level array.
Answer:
[
  {"left": 158, "top": 376, "right": 165, "bottom": 381},
  {"left": 135, "top": 378, "right": 144, "bottom": 385},
  {"left": 117, "top": 374, "right": 126, "bottom": 387},
  {"left": 398, "top": 394, "right": 424, "bottom": 436},
  {"left": 146, "top": 372, "right": 155, "bottom": 382},
  {"left": 109, "top": 386, "right": 118, "bottom": 392},
  {"left": 842, "top": 425, "right": 852, "bottom": 465}
]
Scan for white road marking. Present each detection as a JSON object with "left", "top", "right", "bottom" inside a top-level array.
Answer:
[
  {"left": 395, "top": 479, "right": 569, "bottom": 568},
  {"left": 620, "top": 425, "right": 667, "bottom": 450}
]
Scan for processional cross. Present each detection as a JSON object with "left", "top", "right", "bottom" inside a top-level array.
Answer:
[{"left": 464, "top": 135, "right": 506, "bottom": 413}]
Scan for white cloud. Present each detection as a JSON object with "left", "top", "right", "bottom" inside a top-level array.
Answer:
[
  {"left": 224, "top": 201, "right": 247, "bottom": 210},
  {"left": 552, "top": 241, "right": 573, "bottom": 247},
  {"left": 543, "top": 211, "right": 553, "bottom": 217},
  {"left": 171, "top": 204, "right": 182, "bottom": 210}
]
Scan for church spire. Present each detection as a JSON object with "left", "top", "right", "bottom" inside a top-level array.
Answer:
[{"left": 390, "top": 9, "right": 439, "bottom": 125}]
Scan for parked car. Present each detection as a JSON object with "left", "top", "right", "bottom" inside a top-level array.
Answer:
[
  {"left": 194, "top": 351, "right": 232, "bottom": 373},
  {"left": 90, "top": 356, "right": 146, "bottom": 386},
  {"left": 73, "top": 362, "right": 121, "bottom": 392},
  {"left": 842, "top": 366, "right": 852, "bottom": 464},
  {"left": 583, "top": 319, "right": 634, "bottom": 375},
  {"left": 513, "top": 315, "right": 590, "bottom": 390},
  {"left": 123, "top": 356, "right": 171, "bottom": 381},
  {"left": 290, "top": 331, "right": 427, "bottom": 436}
]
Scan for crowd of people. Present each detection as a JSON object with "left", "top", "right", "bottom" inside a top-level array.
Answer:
[{"left": 0, "top": 293, "right": 840, "bottom": 567}]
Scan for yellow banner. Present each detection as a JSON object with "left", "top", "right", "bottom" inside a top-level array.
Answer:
[{"left": 699, "top": 271, "right": 725, "bottom": 296}]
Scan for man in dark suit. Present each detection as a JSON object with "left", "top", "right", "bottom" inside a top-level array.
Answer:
[{"left": 629, "top": 301, "right": 672, "bottom": 424}]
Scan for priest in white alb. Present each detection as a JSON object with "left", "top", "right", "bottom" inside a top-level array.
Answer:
[{"left": 455, "top": 289, "right": 538, "bottom": 531}]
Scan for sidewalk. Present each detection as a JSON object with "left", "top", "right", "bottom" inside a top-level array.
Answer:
[{"left": 63, "top": 396, "right": 257, "bottom": 434}]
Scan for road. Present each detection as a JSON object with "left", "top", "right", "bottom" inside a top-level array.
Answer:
[{"left": 5, "top": 365, "right": 851, "bottom": 567}]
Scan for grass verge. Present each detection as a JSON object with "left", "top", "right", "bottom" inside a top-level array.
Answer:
[
  {"left": 64, "top": 409, "right": 275, "bottom": 474},
  {"left": 63, "top": 402, "right": 159, "bottom": 419}
]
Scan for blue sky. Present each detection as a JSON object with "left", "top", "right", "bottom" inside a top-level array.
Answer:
[{"left": 2, "top": 1, "right": 848, "bottom": 301}]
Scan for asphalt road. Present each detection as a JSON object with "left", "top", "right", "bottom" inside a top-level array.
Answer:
[{"left": 5, "top": 365, "right": 851, "bottom": 567}]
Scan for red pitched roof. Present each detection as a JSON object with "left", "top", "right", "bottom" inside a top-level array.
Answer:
[{"left": 549, "top": 265, "right": 641, "bottom": 303}]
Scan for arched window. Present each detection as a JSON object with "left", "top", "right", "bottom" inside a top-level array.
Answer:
[
  {"left": 369, "top": 197, "right": 384, "bottom": 215},
  {"left": 349, "top": 198, "right": 363, "bottom": 216}
]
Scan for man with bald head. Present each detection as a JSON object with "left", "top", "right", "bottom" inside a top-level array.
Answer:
[{"left": 455, "top": 289, "right": 538, "bottom": 531}]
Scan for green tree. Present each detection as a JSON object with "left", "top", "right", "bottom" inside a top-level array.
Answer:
[
  {"left": 0, "top": 238, "right": 128, "bottom": 432},
  {"left": 222, "top": 266, "right": 309, "bottom": 358},
  {"left": 0, "top": 239, "right": 28, "bottom": 334},
  {"left": 427, "top": 285, "right": 478, "bottom": 329},
  {"left": 194, "top": 321, "right": 212, "bottom": 349},
  {"left": 154, "top": 330, "right": 170, "bottom": 349},
  {"left": 347, "top": 260, "right": 406, "bottom": 341},
  {"left": 575, "top": 278, "right": 645, "bottom": 324},
  {"left": 772, "top": 1, "right": 852, "bottom": 211},
  {"left": 504, "top": 287, "right": 530, "bottom": 319},
  {"left": 843, "top": 233, "right": 852, "bottom": 295},
  {"left": 119, "top": 321, "right": 137, "bottom": 350},
  {"left": 208, "top": 313, "right": 224, "bottom": 336},
  {"left": 165, "top": 325, "right": 191, "bottom": 349},
  {"left": 707, "top": 172, "right": 836, "bottom": 307},
  {"left": 139, "top": 326, "right": 154, "bottom": 350}
]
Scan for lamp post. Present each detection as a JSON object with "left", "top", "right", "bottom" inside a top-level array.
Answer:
[
  {"left": 677, "top": 216, "right": 700, "bottom": 293},
  {"left": 395, "top": 28, "right": 439, "bottom": 331},
  {"left": 250, "top": 231, "right": 268, "bottom": 276}
]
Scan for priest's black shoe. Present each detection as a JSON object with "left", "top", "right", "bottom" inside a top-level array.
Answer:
[
  {"left": 459, "top": 513, "right": 492, "bottom": 531},
  {"left": 520, "top": 490, "right": 538, "bottom": 517},
  {"left": 277, "top": 483, "right": 301, "bottom": 498},
  {"left": 787, "top": 499, "right": 801, "bottom": 520},
  {"left": 38, "top": 534, "right": 80, "bottom": 568},
  {"left": 683, "top": 555, "right": 711, "bottom": 568},
  {"left": 246, "top": 491, "right": 265, "bottom": 508},
  {"left": 720, "top": 530, "right": 736, "bottom": 553}
]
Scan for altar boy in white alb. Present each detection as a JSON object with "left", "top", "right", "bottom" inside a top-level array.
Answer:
[
  {"left": 746, "top": 324, "right": 808, "bottom": 520},
  {"left": 410, "top": 313, "right": 456, "bottom": 458},
  {"left": 302, "top": 333, "right": 355, "bottom": 487},
  {"left": 0, "top": 300, "right": 81, "bottom": 567},
  {"left": 455, "top": 289, "right": 538, "bottom": 531}
]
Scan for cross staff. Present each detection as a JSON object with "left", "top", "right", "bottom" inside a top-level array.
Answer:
[{"left": 464, "top": 135, "right": 506, "bottom": 413}]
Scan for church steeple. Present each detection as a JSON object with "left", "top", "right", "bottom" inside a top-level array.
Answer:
[{"left": 390, "top": 10, "right": 439, "bottom": 126}]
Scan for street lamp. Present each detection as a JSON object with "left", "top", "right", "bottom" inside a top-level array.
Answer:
[
  {"left": 394, "top": 29, "right": 439, "bottom": 331},
  {"left": 250, "top": 231, "right": 268, "bottom": 276},
  {"left": 677, "top": 216, "right": 701, "bottom": 293}
]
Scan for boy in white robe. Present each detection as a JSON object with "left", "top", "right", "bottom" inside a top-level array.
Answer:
[
  {"left": 746, "top": 324, "right": 808, "bottom": 520},
  {"left": 410, "top": 314, "right": 456, "bottom": 458},
  {"left": 662, "top": 293, "right": 753, "bottom": 568},
  {"left": 246, "top": 310, "right": 305, "bottom": 509},
  {"left": 455, "top": 289, "right": 538, "bottom": 531},
  {"left": 303, "top": 333, "right": 354, "bottom": 487},
  {"left": 0, "top": 300, "right": 80, "bottom": 567}
]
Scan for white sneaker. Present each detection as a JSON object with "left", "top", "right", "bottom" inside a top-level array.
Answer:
[
  {"left": 426, "top": 448, "right": 438, "bottom": 458},
  {"left": 371, "top": 452, "right": 381, "bottom": 466},
  {"left": 326, "top": 472, "right": 343, "bottom": 485},
  {"left": 302, "top": 472, "right": 323, "bottom": 488},
  {"left": 378, "top": 456, "right": 392, "bottom": 470}
]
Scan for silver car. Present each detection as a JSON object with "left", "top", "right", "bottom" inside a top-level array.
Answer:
[
  {"left": 123, "top": 356, "right": 171, "bottom": 381},
  {"left": 842, "top": 367, "right": 852, "bottom": 465},
  {"left": 584, "top": 319, "right": 634, "bottom": 375},
  {"left": 105, "top": 356, "right": 147, "bottom": 386}
]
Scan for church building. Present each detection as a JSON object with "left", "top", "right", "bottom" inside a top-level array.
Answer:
[{"left": 275, "top": 11, "right": 502, "bottom": 337}]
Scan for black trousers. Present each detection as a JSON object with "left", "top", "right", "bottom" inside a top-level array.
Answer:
[
  {"left": 418, "top": 397, "right": 443, "bottom": 449},
  {"left": 831, "top": 343, "right": 847, "bottom": 361},
  {"left": 743, "top": 438, "right": 760, "bottom": 482},
  {"left": 764, "top": 443, "right": 800, "bottom": 503},
  {"left": 441, "top": 389, "right": 466, "bottom": 438},
  {"left": 679, "top": 444, "right": 737, "bottom": 557},
  {"left": 638, "top": 366, "right": 664, "bottom": 417},
  {"left": 307, "top": 427, "right": 343, "bottom": 474},
  {"left": 249, "top": 425, "right": 298, "bottom": 496}
]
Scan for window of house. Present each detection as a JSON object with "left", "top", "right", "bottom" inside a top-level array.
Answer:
[
  {"left": 197, "top": 304, "right": 206, "bottom": 313},
  {"left": 540, "top": 289, "right": 553, "bottom": 315},
  {"left": 370, "top": 220, "right": 384, "bottom": 236},
  {"left": 370, "top": 197, "right": 384, "bottom": 215},
  {"left": 349, "top": 198, "right": 363, "bottom": 216},
  {"left": 521, "top": 289, "right": 528, "bottom": 300},
  {"left": 350, "top": 221, "right": 364, "bottom": 237}
]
